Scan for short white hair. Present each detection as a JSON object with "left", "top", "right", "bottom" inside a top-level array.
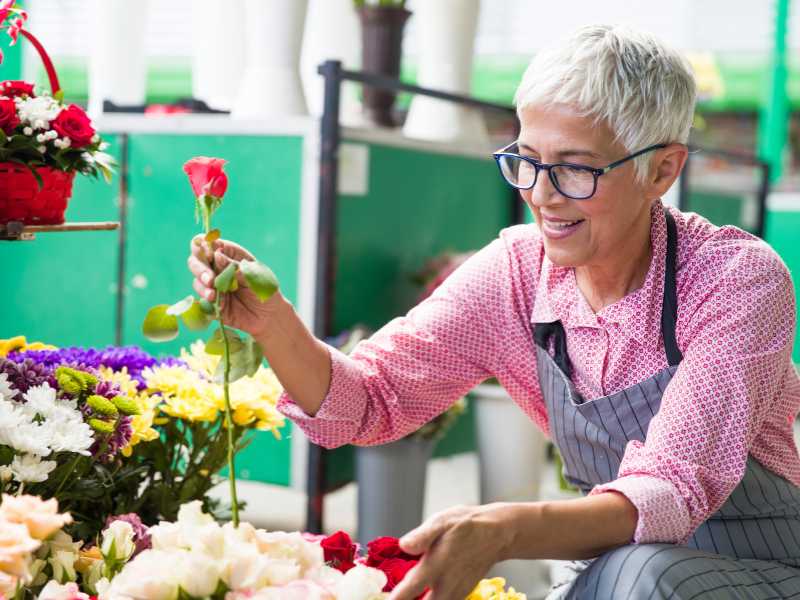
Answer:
[{"left": 514, "top": 25, "right": 697, "bottom": 181}]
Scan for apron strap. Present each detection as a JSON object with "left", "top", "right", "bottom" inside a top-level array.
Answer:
[
  {"left": 661, "top": 209, "right": 683, "bottom": 366},
  {"left": 533, "top": 320, "right": 573, "bottom": 378}
]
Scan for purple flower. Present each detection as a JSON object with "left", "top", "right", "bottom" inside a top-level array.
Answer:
[
  {"left": 105, "top": 513, "right": 151, "bottom": 556},
  {"left": 8, "top": 346, "right": 182, "bottom": 390},
  {"left": 90, "top": 415, "right": 133, "bottom": 461},
  {"left": 0, "top": 358, "right": 56, "bottom": 401}
]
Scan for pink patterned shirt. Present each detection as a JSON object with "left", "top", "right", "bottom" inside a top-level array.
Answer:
[{"left": 279, "top": 201, "right": 800, "bottom": 545}]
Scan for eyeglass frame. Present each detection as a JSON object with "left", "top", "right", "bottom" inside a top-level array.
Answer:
[{"left": 492, "top": 142, "right": 668, "bottom": 200}]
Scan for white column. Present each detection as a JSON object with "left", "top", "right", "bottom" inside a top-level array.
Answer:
[{"left": 232, "top": 0, "right": 309, "bottom": 119}]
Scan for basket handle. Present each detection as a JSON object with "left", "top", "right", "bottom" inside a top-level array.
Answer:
[{"left": 17, "top": 29, "right": 61, "bottom": 95}]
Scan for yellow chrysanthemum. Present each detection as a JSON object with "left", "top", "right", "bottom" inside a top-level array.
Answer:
[
  {"left": 143, "top": 364, "right": 220, "bottom": 423},
  {"left": 466, "top": 578, "right": 527, "bottom": 600},
  {"left": 0, "top": 336, "right": 57, "bottom": 357},
  {"left": 99, "top": 367, "right": 162, "bottom": 456}
]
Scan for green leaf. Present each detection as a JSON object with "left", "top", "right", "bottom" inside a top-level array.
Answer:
[
  {"left": 181, "top": 299, "right": 214, "bottom": 331},
  {"left": 54, "top": 90, "right": 65, "bottom": 103},
  {"left": 213, "top": 335, "right": 263, "bottom": 384},
  {"left": 214, "top": 262, "right": 238, "bottom": 293},
  {"left": 239, "top": 260, "right": 280, "bottom": 302},
  {"left": 166, "top": 295, "right": 194, "bottom": 316},
  {"left": 205, "top": 326, "right": 244, "bottom": 356},
  {"left": 198, "top": 298, "right": 216, "bottom": 315},
  {"left": 142, "top": 305, "right": 180, "bottom": 342},
  {"left": 0, "top": 129, "right": 7, "bottom": 145}
]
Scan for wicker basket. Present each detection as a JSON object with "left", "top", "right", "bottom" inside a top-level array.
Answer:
[{"left": 0, "top": 29, "right": 76, "bottom": 225}]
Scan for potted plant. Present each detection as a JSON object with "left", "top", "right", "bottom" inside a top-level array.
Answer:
[
  {"left": 0, "top": 13, "right": 115, "bottom": 225},
  {"left": 353, "top": 0, "right": 411, "bottom": 127},
  {"left": 331, "top": 327, "right": 465, "bottom": 546}
]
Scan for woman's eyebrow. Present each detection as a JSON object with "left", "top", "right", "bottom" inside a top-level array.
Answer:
[{"left": 518, "top": 142, "right": 602, "bottom": 160}]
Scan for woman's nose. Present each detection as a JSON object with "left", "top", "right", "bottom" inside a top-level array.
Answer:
[{"left": 528, "top": 170, "right": 566, "bottom": 208}]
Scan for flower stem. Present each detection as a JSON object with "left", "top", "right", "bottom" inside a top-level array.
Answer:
[
  {"left": 53, "top": 453, "right": 82, "bottom": 497},
  {"left": 219, "top": 317, "right": 239, "bottom": 527}
]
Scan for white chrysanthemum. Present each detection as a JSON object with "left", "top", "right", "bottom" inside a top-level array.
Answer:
[
  {"left": 10, "top": 454, "right": 57, "bottom": 483},
  {"left": 22, "top": 384, "right": 58, "bottom": 419},
  {"left": 45, "top": 417, "right": 93, "bottom": 456},
  {"left": 0, "top": 373, "right": 15, "bottom": 401},
  {"left": 0, "top": 406, "right": 52, "bottom": 456},
  {"left": 17, "top": 96, "right": 60, "bottom": 126}
]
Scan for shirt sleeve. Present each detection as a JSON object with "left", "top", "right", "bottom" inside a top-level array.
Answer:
[
  {"left": 590, "top": 240, "right": 797, "bottom": 544},
  {"left": 278, "top": 236, "right": 518, "bottom": 449}
]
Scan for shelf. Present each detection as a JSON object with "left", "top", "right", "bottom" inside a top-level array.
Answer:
[{"left": 0, "top": 221, "right": 120, "bottom": 241}]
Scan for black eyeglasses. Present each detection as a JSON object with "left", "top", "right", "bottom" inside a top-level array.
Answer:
[{"left": 492, "top": 142, "right": 667, "bottom": 200}]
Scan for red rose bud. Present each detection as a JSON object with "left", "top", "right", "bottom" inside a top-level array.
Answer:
[
  {"left": 183, "top": 156, "right": 228, "bottom": 199},
  {"left": 377, "top": 558, "right": 418, "bottom": 592},
  {"left": 0, "top": 97, "right": 19, "bottom": 135},
  {"left": 365, "top": 536, "right": 421, "bottom": 567},
  {"left": 0, "top": 80, "right": 34, "bottom": 98},
  {"left": 320, "top": 531, "right": 357, "bottom": 573},
  {"left": 51, "top": 104, "right": 95, "bottom": 148}
]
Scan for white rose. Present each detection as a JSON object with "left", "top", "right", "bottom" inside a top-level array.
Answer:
[
  {"left": 177, "top": 552, "right": 221, "bottom": 598},
  {"left": 176, "top": 501, "right": 215, "bottom": 529},
  {"left": 334, "top": 565, "right": 388, "bottom": 600},
  {"left": 100, "top": 521, "right": 135, "bottom": 562},
  {"left": 99, "top": 550, "right": 179, "bottom": 600},
  {"left": 255, "top": 531, "right": 324, "bottom": 577}
]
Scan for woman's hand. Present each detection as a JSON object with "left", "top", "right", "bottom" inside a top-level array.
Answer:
[
  {"left": 388, "top": 504, "right": 513, "bottom": 600},
  {"left": 187, "top": 235, "right": 281, "bottom": 338}
]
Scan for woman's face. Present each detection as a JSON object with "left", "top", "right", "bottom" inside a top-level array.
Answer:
[{"left": 517, "top": 104, "right": 654, "bottom": 268}]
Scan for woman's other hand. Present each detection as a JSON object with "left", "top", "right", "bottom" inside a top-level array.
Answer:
[{"left": 388, "top": 504, "right": 512, "bottom": 600}]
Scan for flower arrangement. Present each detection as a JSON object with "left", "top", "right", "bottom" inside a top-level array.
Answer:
[
  {"left": 0, "top": 338, "right": 285, "bottom": 541},
  {"left": 0, "top": 494, "right": 525, "bottom": 599},
  {"left": 0, "top": 5, "right": 115, "bottom": 225},
  {"left": 141, "top": 157, "right": 281, "bottom": 528}
]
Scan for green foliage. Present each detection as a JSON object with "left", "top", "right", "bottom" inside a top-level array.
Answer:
[
  {"left": 213, "top": 336, "right": 263, "bottom": 384},
  {"left": 142, "top": 305, "right": 180, "bottom": 342},
  {"left": 240, "top": 260, "right": 279, "bottom": 301}
]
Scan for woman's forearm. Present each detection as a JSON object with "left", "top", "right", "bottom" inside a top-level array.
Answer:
[
  {"left": 253, "top": 292, "right": 332, "bottom": 416},
  {"left": 496, "top": 492, "right": 638, "bottom": 561}
]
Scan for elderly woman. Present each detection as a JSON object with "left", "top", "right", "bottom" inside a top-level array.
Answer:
[{"left": 189, "top": 25, "right": 800, "bottom": 600}]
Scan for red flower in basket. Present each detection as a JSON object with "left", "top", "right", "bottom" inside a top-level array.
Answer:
[
  {"left": 51, "top": 104, "right": 95, "bottom": 148},
  {"left": 320, "top": 530, "right": 358, "bottom": 573},
  {"left": 0, "top": 80, "right": 33, "bottom": 98},
  {"left": 0, "top": 96, "right": 18, "bottom": 134}
]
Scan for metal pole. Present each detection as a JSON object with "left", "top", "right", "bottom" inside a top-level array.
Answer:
[
  {"left": 306, "top": 60, "right": 343, "bottom": 534},
  {"left": 114, "top": 133, "right": 129, "bottom": 346},
  {"left": 757, "top": 0, "right": 790, "bottom": 184}
]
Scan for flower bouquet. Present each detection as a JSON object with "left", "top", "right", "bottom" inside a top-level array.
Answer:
[
  {"left": 0, "top": 4, "right": 115, "bottom": 225},
  {"left": 0, "top": 337, "right": 285, "bottom": 542}
]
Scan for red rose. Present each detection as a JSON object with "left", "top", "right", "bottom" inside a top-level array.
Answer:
[
  {"left": 51, "top": 104, "right": 95, "bottom": 148},
  {"left": 320, "top": 531, "right": 357, "bottom": 573},
  {"left": 0, "top": 80, "right": 34, "bottom": 98},
  {"left": 0, "top": 97, "right": 19, "bottom": 135},
  {"left": 365, "top": 536, "right": 419, "bottom": 567},
  {"left": 376, "top": 557, "right": 418, "bottom": 592},
  {"left": 183, "top": 156, "right": 228, "bottom": 199}
]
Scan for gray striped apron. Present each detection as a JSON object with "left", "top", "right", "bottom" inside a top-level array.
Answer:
[{"left": 536, "top": 211, "right": 800, "bottom": 599}]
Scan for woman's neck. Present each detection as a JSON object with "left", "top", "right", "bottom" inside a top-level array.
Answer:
[{"left": 575, "top": 212, "right": 653, "bottom": 313}]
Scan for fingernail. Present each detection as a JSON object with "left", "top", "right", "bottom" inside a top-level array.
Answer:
[{"left": 202, "top": 272, "right": 211, "bottom": 285}]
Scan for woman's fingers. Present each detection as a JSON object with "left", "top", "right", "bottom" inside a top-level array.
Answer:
[
  {"left": 400, "top": 511, "right": 450, "bottom": 556},
  {"left": 388, "top": 561, "right": 434, "bottom": 600},
  {"left": 192, "top": 276, "right": 215, "bottom": 302}
]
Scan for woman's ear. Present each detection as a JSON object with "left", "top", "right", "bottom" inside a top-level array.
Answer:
[{"left": 646, "top": 144, "right": 688, "bottom": 198}]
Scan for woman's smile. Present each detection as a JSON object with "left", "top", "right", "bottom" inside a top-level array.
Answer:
[{"left": 539, "top": 214, "right": 587, "bottom": 239}]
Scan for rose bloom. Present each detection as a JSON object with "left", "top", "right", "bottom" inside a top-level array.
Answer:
[
  {"left": 38, "top": 580, "right": 90, "bottom": 600},
  {"left": 183, "top": 156, "right": 228, "bottom": 198},
  {"left": 365, "top": 537, "right": 419, "bottom": 567},
  {"left": 0, "top": 519, "right": 40, "bottom": 579},
  {"left": 51, "top": 104, "right": 95, "bottom": 148},
  {"left": 320, "top": 531, "right": 357, "bottom": 573},
  {"left": 0, "top": 97, "right": 19, "bottom": 135},
  {"left": 0, "top": 494, "right": 72, "bottom": 540},
  {"left": 0, "top": 80, "right": 34, "bottom": 98}
]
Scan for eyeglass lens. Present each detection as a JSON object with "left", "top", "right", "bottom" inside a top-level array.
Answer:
[{"left": 497, "top": 155, "right": 596, "bottom": 199}]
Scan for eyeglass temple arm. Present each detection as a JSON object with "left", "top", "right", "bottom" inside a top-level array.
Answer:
[{"left": 602, "top": 143, "right": 669, "bottom": 173}]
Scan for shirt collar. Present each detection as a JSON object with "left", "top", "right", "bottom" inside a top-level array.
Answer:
[{"left": 531, "top": 201, "right": 668, "bottom": 348}]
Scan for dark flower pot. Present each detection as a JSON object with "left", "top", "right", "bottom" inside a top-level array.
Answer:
[{"left": 357, "top": 6, "right": 411, "bottom": 127}]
